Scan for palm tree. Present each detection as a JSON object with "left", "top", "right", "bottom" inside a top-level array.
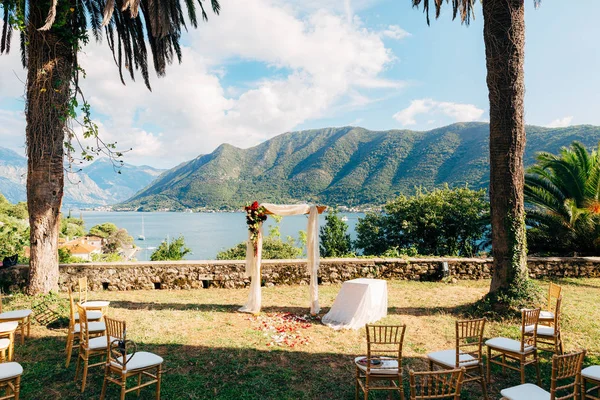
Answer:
[
  {"left": 411, "top": 0, "right": 541, "bottom": 297},
  {"left": 525, "top": 142, "right": 600, "bottom": 255},
  {"left": 0, "top": 0, "right": 220, "bottom": 294}
]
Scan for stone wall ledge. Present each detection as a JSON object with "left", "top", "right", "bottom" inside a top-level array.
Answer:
[{"left": 1, "top": 256, "right": 598, "bottom": 292}]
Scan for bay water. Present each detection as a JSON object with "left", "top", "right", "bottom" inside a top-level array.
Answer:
[{"left": 81, "top": 211, "right": 364, "bottom": 261}]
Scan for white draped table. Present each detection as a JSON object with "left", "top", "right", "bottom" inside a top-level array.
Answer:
[{"left": 321, "top": 278, "right": 388, "bottom": 330}]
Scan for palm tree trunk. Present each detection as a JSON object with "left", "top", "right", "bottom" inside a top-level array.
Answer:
[
  {"left": 483, "top": 0, "right": 528, "bottom": 294},
  {"left": 25, "top": 4, "right": 73, "bottom": 294}
]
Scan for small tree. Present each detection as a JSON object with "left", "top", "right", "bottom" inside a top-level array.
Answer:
[
  {"left": 319, "top": 209, "right": 352, "bottom": 257},
  {"left": 89, "top": 223, "right": 119, "bottom": 238},
  {"left": 103, "top": 228, "right": 134, "bottom": 254},
  {"left": 150, "top": 236, "right": 191, "bottom": 261}
]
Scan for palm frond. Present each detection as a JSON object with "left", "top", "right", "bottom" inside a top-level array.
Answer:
[{"left": 412, "top": 0, "right": 475, "bottom": 26}]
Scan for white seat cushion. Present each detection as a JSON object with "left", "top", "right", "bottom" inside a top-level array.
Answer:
[
  {"left": 74, "top": 321, "right": 106, "bottom": 334},
  {"left": 0, "top": 338, "right": 10, "bottom": 350},
  {"left": 86, "top": 335, "right": 109, "bottom": 350},
  {"left": 582, "top": 365, "right": 600, "bottom": 380},
  {"left": 111, "top": 351, "right": 163, "bottom": 372},
  {"left": 539, "top": 311, "right": 554, "bottom": 320},
  {"left": 427, "top": 349, "right": 479, "bottom": 368},
  {"left": 486, "top": 337, "right": 534, "bottom": 354},
  {"left": 0, "top": 309, "right": 32, "bottom": 320},
  {"left": 0, "top": 362, "right": 23, "bottom": 380},
  {"left": 75, "top": 310, "right": 103, "bottom": 321},
  {"left": 0, "top": 321, "right": 18, "bottom": 333},
  {"left": 354, "top": 356, "right": 400, "bottom": 375},
  {"left": 536, "top": 325, "right": 555, "bottom": 337},
  {"left": 82, "top": 301, "right": 110, "bottom": 308},
  {"left": 501, "top": 383, "right": 550, "bottom": 399}
]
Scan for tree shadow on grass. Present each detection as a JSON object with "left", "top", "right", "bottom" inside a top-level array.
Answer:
[{"left": 15, "top": 333, "right": 559, "bottom": 400}]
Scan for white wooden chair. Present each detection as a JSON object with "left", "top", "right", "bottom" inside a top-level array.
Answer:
[
  {"left": 486, "top": 308, "right": 541, "bottom": 385},
  {"left": 78, "top": 277, "right": 110, "bottom": 314},
  {"left": 75, "top": 305, "right": 108, "bottom": 392},
  {"left": 0, "top": 362, "right": 23, "bottom": 400},
  {"left": 501, "top": 350, "right": 585, "bottom": 400},
  {"left": 66, "top": 288, "right": 106, "bottom": 368},
  {"left": 100, "top": 316, "right": 164, "bottom": 400},
  {"left": 427, "top": 318, "right": 488, "bottom": 399},
  {"left": 0, "top": 295, "right": 31, "bottom": 345}
]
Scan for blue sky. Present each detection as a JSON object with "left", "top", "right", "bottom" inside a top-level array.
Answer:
[{"left": 1, "top": 0, "right": 599, "bottom": 168}]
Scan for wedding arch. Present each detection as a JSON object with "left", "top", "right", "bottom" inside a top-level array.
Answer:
[{"left": 239, "top": 203, "right": 326, "bottom": 314}]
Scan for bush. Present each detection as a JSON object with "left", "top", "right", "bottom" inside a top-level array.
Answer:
[
  {"left": 216, "top": 236, "right": 302, "bottom": 260},
  {"left": 355, "top": 186, "right": 490, "bottom": 257},
  {"left": 150, "top": 236, "right": 191, "bottom": 261},
  {"left": 319, "top": 208, "right": 352, "bottom": 257}
]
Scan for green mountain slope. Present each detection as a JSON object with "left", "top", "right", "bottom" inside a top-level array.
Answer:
[{"left": 117, "top": 123, "right": 600, "bottom": 210}]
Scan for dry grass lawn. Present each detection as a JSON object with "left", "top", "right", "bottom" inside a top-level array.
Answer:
[{"left": 7, "top": 278, "right": 600, "bottom": 399}]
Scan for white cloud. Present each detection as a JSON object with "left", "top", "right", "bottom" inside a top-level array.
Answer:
[
  {"left": 381, "top": 25, "right": 411, "bottom": 40},
  {"left": 393, "top": 98, "right": 484, "bottom": 126},
  {"left": 545, "top": 116, "right": 573, "bottom": 128}
]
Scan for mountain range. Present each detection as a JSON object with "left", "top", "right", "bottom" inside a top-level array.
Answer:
[
  {"left": 0, "top": 148, "right": 163, "bottom": 207},
  {"left": 117, "top": 122, "right": 600, "bottom": 211}
]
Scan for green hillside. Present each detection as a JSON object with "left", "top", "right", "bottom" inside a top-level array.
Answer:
[{"left": 117, "top": 123, "right": 600, "bottom": 210}]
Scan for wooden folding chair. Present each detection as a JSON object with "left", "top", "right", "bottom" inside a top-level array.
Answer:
[
  {"left": 409, "top": 368, "right": 465, "bottom": 400},
  {"left": 75, "top": 305, "right": 108, "bottom": 392},
  {"left": 0, "top": 294, "right": 31, "bottom": 345},
  {"left": 427, "top": 318, "right": 488, "bottom": 399},
  {"left": 582, "top": 364, "right": 600, "bottom": 399},
  {"left": 0, "top": 362, "right": 23, "bottom": 400},
  {"left": 355, "top": 324, "right": 406, "bottom": 400},
  {"left": 100, "top": 316, "right": 164, "bottom": 400},
  {"left": 535, "top": 296, "right": 564, "bottom": 355},
  {"left": 486, "top": 308, "right": 541, "bottom": 385},
  {"left": 78, "top": 277, "right": 110, "bottom": 314},
  {"left": 540, "top": 282, "right": 562, "bottom": 325},
  {"left": 501, "top": 350, "right": 585, "bottom": 399},
  {"left": 65, "top": 288, "right": 105, "bottom": 368}
]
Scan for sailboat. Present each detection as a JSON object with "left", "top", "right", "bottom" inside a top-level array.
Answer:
[{"left": 137, "top": 215, "right": 146, "bottom": 241}]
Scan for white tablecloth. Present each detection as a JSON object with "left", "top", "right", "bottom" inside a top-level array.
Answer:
[{"left": 322, "top": 278, "right": 388, "bottom": 330}]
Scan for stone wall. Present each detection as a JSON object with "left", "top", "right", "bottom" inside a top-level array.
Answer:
[{"left": 1, "top": 257, "right": 599, "bottom": 292}]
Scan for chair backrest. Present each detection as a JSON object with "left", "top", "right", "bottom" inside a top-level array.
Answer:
[
  {"left": 550, "top": 350, "right": 585, "bottom": 400},
  {"left": 553, "top": 297, "right": 563, "bottom": 333},
  {"left": 409, "top": 368, "right": 465, "bottom": 400},
  {"left": 67, "top": 288, "right": 77, "bottom": 329},
  {"left": 455, "top": 318, "right": 486, "bottom": 367},
  {"left": 521, "top": 308, "right": 541, "bottom": 352},
  {"left": 365, "top": 324, "right": 406, "bottom": 373},
  {"left": 547, "top": 283, "right": 562, "bottom": 311},
  {"left": 76, "top": 304, "right": 91, "bottom": 349},
  {"left": 104, "top": 316, "right": 128, "bottom": 369},
  {"left": 78, "top": 277, "right": 88, "bottom": 304}
]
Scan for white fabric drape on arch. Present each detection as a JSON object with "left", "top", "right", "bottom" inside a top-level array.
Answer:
[{"left": 238, "top": 203, "right": 320, "bottom": 315}]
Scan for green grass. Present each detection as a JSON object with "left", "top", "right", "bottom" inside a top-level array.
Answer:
[{"left": 5, "top": 278, "right": 600, "bottom": 399}]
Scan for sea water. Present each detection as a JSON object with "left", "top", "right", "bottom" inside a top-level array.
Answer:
[{"left": 81, "top": 211, "right": 364, "bottom": 261}]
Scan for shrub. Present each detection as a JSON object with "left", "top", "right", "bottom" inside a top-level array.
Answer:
[
  {"left": 150, "top": 236, "right": 191, "bottom": 261},
  {"left": 319, "top": 209, "right": 352, "bottom": 257}
]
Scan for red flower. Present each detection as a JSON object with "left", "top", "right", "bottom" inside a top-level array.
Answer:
[{"left": 251, "top": 201, "right": 259, "bottom": 210}]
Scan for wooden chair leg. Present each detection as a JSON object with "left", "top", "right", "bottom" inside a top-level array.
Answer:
[
  {"left": 479, "top": 364, "right": 489, "bottom": 400},
  {"left": 535, "top": 352, "right": 541, "bottom": 386},
  {"left": 520, "top": 360, "right": 525, "bottom": 384},
  {"left": 355, "top": 368, "right": 360, "bottom": 400},
  {"left": 156, "top": 364, "right": 162, "bottom": 400},
  {"left": 65, "top": 334, "right": 73, "bottom": 368},
  {"left": 75, "top": 354, "right": 82, "bottom": 381},
  {"left": 81, "top": 355, "right": 89, "bottom": 392},
  {"left": 137, "top": 372, "right": 142, "bottom": 395},
  {"left": 486, "top": 347, "right": 491, "bottom": 383},
  {"left": 14, "top": 375, "right": 20, "bottom": 400},
  {"left": 19, "top": 321, "right": 24, "bottom": 345},
  {"left": 100, "top": 367, "right": 108, "bottom": 400},
  {"left": 120, "top": 374, "right": 127, "bottom": 400}
]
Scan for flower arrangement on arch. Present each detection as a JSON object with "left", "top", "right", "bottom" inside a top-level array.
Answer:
[{"left": 245, "top": 201, "right": 268, "bottom": 255}]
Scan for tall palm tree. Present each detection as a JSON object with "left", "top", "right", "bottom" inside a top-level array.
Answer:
[
  {"left": 411, "top": 0, "right": 541, "bottom": 297},
  {"left": 0, "top": 0, "right": 220, "bottom": 294},
  {"left": 525, "top": 142, "right": 600, "bottom": 255}
]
